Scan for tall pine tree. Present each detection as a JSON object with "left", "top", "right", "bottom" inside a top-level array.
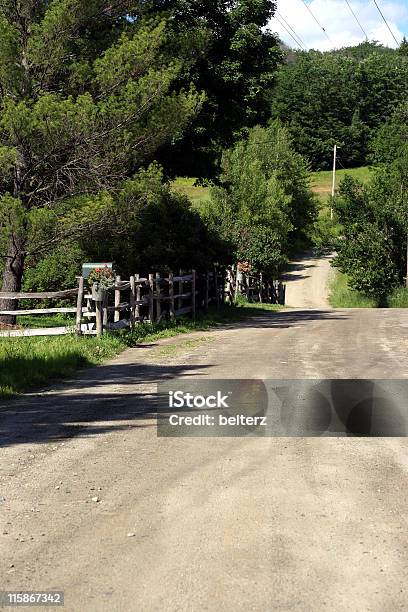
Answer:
[{"left": 0, "top": 1, "right": 201, "bottom": 323}]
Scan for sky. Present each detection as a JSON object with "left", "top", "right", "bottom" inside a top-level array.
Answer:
[{"left": 270, "top": 0, "right": 408, "bottom": 51}]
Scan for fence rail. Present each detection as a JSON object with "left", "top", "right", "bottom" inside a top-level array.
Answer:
[
  {"left": 0, "top": 289, "right": 79, "bottom": 300},
  {"left": 0, "top": 265, "right": 285, "bottom": 337}
]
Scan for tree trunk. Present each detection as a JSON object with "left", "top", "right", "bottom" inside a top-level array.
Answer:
[{"left": 0, "top": 235, "right": 26, "bottom": 326}]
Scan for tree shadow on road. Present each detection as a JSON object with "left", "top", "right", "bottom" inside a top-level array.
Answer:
[
  {"left": 0, "top": 362, "right": 211, "bottom": 448},
  {"left": 221, "top": 309, "right": 349, "bottom": 330},
  {"left": 0, "top": 309, "right": 349, "bottom": 448}
]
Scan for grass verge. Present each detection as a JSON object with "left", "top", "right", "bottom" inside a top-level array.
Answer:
[
  {"left": 329, "top": 270, "right": 408, "bottom": 308},
  {"left": 386, "top": 286, "right": 408, "bottom": 308},
  {"left": 0, "top": 302, "right": 281, "bottom": 398},
  {"left": 328, "top": 271, "right": 378, "bottom": 308}
]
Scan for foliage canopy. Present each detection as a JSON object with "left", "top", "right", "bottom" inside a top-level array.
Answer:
[
  {"left": 271, "top": 42, "right": 408, "bottom": 169},
  {"left": 334, "top": 104, "right": 408, "bottom": 298},
  {"left": 0, "top": 1, "right": 203, "bottom": 320},
  {"left": 205, "top": 122, "right": 317, "bottom": 275}
]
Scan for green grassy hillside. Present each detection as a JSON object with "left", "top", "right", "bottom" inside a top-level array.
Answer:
[
  {"left": 172, "top": 167, "right": 372, "bottom": 207},
  {"left": 171, "top": 177, "right": 211, "bottom": 207},
  {"left": 311, "top": 166, "right": 371, "bottom": 203}
]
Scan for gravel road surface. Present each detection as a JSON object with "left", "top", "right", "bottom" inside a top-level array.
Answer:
[
  {"left": 283, "top": 250, "right": 334, "bottom": 309},
  {"left": 0, "top": 255, "right": 407, "bottom": 612}
]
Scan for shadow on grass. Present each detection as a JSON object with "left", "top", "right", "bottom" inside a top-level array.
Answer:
[{"left": 0, "top": 354, "right": 90, "bottom": 394}]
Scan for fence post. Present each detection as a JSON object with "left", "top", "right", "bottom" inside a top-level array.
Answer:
[
  {"left": 135, "top": 273, "right": 141, "bottom": 322},
  {"left": 205, "top": 272, "right": 209, "bottom": 311},
  {"left": 95, "top": 296, "right": 104, "bottom": 337},
  {"left": 178, "top": 269, "right": 183, "bottom": 312},
  {"left": 245, "top": 274, "right": 250, "bottom": 300},
  {"left": 273, "top": 280, "right": 278, "bottom": 304},
  {"left": 75, "top": 276, "right": 84, "bottom": 336},
  {"left": 156, "top": 272, "right": 161, "bottom": 321},
  {"left": 130, "top": 275, "right": 136, "bottom": 330},
  {"left": 169, "top": 272, "right": 175, "bottom": 320},
  {"left": 235, "top": 268, "right": 240, "bottom": 301},
  {"left": 214, "top": 266, "right": 220, "bottom": 310},
  {"left": 226, "top": 267, "right": 233, "bottom": 304},
  {"left": 191, "top": 269, "right": 196, "bottom": 320},
  {"left": 102, "top": 291, "right": 108, "bottom": 330},
  {"left": 149, "top": 273, "right": 154, "bottom": 323},
  {"left": 279, "top": 282, "right": 286, "bottom": 306},
  {"left": 114, "top": 275, "right": 121, "bottom": 323}
]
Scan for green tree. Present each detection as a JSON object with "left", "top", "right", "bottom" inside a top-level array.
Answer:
[
  {"left": 398, "top": 36, "right": 408, "bottom": 56},
  {"left": 206, "top": 122, "right": 317, "bottom": 275},
  {"left": 334, "top": 104, "right": 408, "bottom": 297},
  {"left": 0, "top": 3, "right": 202, "bottom": 323},
  {"left": 271, "top": 43, "right": 408, "bottom": 169},
  {"left": 333, "top": 176, "right": 403, "bottom": 298},
  {"left": 370, "top": 104, "right": 408, "bottom": 166},
  {"left": 146, "top": 0, "right": 283, "bottom": 177},
  {"left": 82, "top": 164, "right": 229, "bottom": 274}
]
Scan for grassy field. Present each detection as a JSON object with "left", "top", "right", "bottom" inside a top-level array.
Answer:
[
  {"left": 386, "top": 286, "right": 408, "bottom": 308},
  {"left": 172, "top": 167, "right": 372, "bottom": 207},
  {"left": 0, "top": 302, "right": 281, "bottom": 398},
  {"left": 312, "top": 166, "right": 371, "bottom": 203},
  {"left": 171, "top": 177, "right": 211, "bottom": 207}
]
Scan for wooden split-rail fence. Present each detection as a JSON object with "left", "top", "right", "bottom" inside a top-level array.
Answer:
[
  {"left": 0, "top": 266, "right": 285, "bottom": 338},
  {"left": 0, "top": 269, "right": 225, "bottom": 337},
  {"left": 225, "top": 267, "right": 286, "bottom": 306}
]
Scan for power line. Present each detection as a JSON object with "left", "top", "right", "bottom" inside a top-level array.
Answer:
[
  {"left": 299, "top": 0, "right": 333, "bottom": 44},
  {"left": 274, "top": 14, "right": 306, "bottom": 49},
  {"left": 276, "top": 11, "right": 307, "bottom": 48},
  {"left": 344, "top": 0, "right": 368, "bottom": 39},
  {"left": 336, "top": 156, "right": 348, "bottom": 171},
  {"left": 276, "top": 12, "right": 305, "bottom": 47},
  {"left": 372, "top": 0, "right": 400, "bottom": 46}
]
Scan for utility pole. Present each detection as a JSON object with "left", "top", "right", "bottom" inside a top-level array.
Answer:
[{"left": 331, "top": 144, "right": 337, "bottom": 220}]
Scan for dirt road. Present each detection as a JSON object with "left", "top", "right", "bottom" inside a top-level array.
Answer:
[
  {"left": 1, "top": 256, "right": 408, "bottom": 612},
  {"left": 282, "top": 250, "right": 334, "bottom": 308}
]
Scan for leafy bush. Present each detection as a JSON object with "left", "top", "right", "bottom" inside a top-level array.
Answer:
[
  {"left": 309, "top": 207, "right": 342, "bottom": 250},
  {"left": 82, "top": 164, "right": 229, "bottom": 275},
  {"left": 20, "top": 165, "right": 229, "bottom": 293},
  {"left": 23, "top": 244, "right": 85, "bottom": 293},
  {"left": 334, "top": 223, "right": 399, "bottom": 299},
  {"left": 333, "top": 105, "right": 408, "bottom": 298},
  {"left": 205, "top": 122, "right": 317, "bottom": 275}
]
